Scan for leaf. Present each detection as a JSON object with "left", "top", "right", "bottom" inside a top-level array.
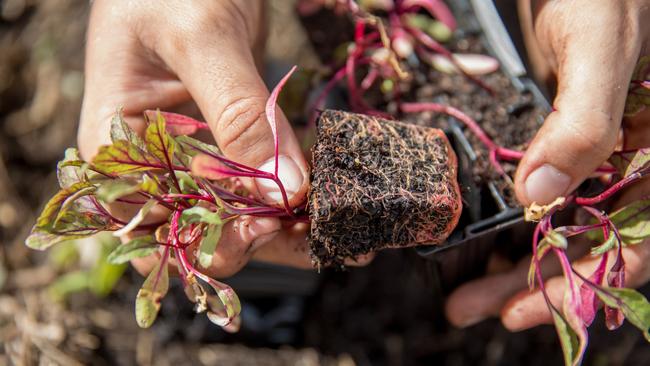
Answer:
[
  {"left": 181, "top": 206, "right": 222, "bottom": 225},
  {"left": 527, "top": 238, "right": 552, "bottom": 289},
  {"left": 191, "top": 154, "right": 241, "bottom": 180},
  {"left": 206, "top": 280, "right": 241, "bottom": 327},
  {"left": 144, "top": 110, "right": 209, "bottom": 136},
  {"left": 48, "top": 271, "right": 89, "bottom": 302},
  {"left": 400, "top": 0, "right": 456, "bottom": 31},
  {"left": 609, "top": 148, "right": 650, "bottom": 178},
  {"left": 113, "top": 200, "right": 157, "bottom": 237},
  {"left": 590, "top": 233, "right": 618, "bottom": 255},
  {"left": 550, "top": 304, "right": 584, "bottom": 366},
  {"left": 135, "top": 257, "right": 169, "bottom": 328},
  {"left": 144, "top": 110, "right": 176, "bottom": 166},
  {"left": 265, "top": 66, "right": 296, "bottom": 177},
  {"left": 545, "top": 229, "right": 568, "bottom": 249},
  {"left": 176, "top": 171, "right": 199, "bottom": 193},
  {"left": 595, "top": 287, "right": 650, "bottom": 341},
  {"left": 579, "top": 254, "right": 607, "bottom": 326},
  {"left": 625, "top": 56, "right": 650, "bottom": 116},
  {"left": 93, "top": 140, "right": 161, "bottom": 174},
  {"left": 175, "top": 135, "right": 221, "bottom": 158},
  {"left": 183, "top": 273, "right": 208, "bottom": 313},
  {"left": 610, "top": 199, "right": 650, "bottom": 245},
  {"left": 430, "top": 54, "right": 499, "bottom": 76},
  {"left": 96, "top": 180, "right": 142, "bottom": 203},
  {"left": 35, "top": 182, "right": 96, "bottom": 231},
  {"left": 26, "top": 228, "right": 79, "bottom": 250},
  {"left": 57, "top": 148, "right": 85, "bottom": 188},
  {"left": 106, "top": 235, "right": 159, "bottom": 264},
  {"left": 199, "top": 224, "right": 223, "bottom": 269},
  {"left": 110, "top": 110, "right": 146, "bottom": 150}
]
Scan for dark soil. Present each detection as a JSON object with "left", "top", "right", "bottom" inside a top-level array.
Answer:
[
  {"left": 309, "top": 110, "right": 461, "bottom": 266},
  {"left": 299, "top": 8, "right": 545, "bottom": 207}
]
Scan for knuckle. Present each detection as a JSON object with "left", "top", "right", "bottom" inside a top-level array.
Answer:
[{"left": 215, "top": 95, "right": 270, "bottom": 157}]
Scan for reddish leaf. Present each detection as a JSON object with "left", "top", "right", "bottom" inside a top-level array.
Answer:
[
  {"left": 265, "top": 66, "right": 297, "bottom": 177},
  {"left": 145, "top": 110, "right": 209, "bottom": 136},
  {"left": 191, "top": 154, "right": 241, "bottom": 180},
  {"left": 579, "top": 253, "right": 607, "bottom": 326}
]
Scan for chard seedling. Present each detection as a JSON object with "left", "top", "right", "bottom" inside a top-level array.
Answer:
[{"left": 26, "top": 67, "right": 301, "bottom": 331}]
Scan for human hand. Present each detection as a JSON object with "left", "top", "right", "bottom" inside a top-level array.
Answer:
[
  {"left": 78, "top": 0, "right": 323, "bottom": 277},
  {"left": 446, "top": 0, "right": 650, "bottom": 329}
]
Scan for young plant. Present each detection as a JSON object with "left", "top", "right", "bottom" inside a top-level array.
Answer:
[
  {"left": 398, "top": 56, "right": 650, "bottom": 365},
  {"left": 26, "top": 67, "right": 302, "bottom": 331},
  {"left": 300, "top": 0, "right": 499, "bottom": 124}
]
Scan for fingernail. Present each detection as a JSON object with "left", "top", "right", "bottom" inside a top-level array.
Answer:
[
  {"left": 255, "top": 155, "right": 305, "bottom": 203},
  {"left": 524, "top": 164, "right": 571, "bottom": 204}
]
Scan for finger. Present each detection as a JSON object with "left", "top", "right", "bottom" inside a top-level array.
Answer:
[
  {"left": 445, "top": 239, "right": 589, "bottom": 328},
  {"left": 514, "top": 2, "right": 641, "bottom": 205},
  {"left": 154, "top": 4, "right": 310, "bottom": 207},
  {"left": 79, "top": 0, "right": 190, "bottom": 160},
  {"left": 252, "top": 223, "right": 375, "bottom": 269},
  {"left": 501, "top": 243, "right": 650, "bottom": 332}
]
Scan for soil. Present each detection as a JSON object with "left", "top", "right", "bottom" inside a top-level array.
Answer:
[
  {"left": 309, "top": 110, "right": 461, "bottom": 266},
  {"left": 300, "top": 7, "right": 545, "bottom": 207}
]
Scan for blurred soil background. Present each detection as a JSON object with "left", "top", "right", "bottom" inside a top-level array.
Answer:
[{"left": 1, "top": 0, "right": 649, "bottom": 365}]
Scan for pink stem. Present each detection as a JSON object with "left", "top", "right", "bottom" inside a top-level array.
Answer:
[{"left": 576, "top": 170, "right": 649, "bottom": 206}]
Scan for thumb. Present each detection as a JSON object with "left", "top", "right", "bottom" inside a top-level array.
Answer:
[
  {"left": 514, "top": 30, "right": 639, "bottom": 205},
  {"left": 161, "top": 21, "right": 309, "bottom": 207}
]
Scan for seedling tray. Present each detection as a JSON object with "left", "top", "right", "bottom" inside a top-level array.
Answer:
[{"left": 417, "top": 0, "right": 552, "bottom": 292}]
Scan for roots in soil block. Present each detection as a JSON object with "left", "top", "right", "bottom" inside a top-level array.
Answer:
[{"left": 309, "top": 110, "right": 462, "bottom": 266}]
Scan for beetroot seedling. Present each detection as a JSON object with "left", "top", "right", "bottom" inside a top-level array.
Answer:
[{"left": 26, "top": 67, "right": 302, "bottom": 331}]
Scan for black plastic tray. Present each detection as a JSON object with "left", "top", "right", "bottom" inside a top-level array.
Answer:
[{"left": 417, "top": 0, "right": 552, "bottom": 293}]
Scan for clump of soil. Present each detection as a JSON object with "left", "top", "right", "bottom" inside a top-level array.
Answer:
[{"left": 309, "top": 110, "right": 462, "bottom": 266}]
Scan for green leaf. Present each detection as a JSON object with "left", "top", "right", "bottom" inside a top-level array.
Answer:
[
  {"left": 145, "top": 111, "right": 176, "bottom": 165},
  {"left": 175, "top": 135, "right": 221, "bottom": 158},
  {"left": 90, "top": 260, "right": 127, "bottom": 297},
  {"left": 609, "top": 148, "right": 650, "bottom": 178},
  {"left": 545, "top": 229, "right": 568, "bottom": 249},
  {"left": 550, "top": 305, "right": 584, "bottom": 366},
  {"left": 113, "top": 199, "right": 157, "bottom": 237},
  {"left": 96, "top": 180, "right": 142, "bottom": 203},
  {"left": 135, "top": 258, "right": 169, "bottom": 328},
  {"left": 176, "top": 171, "right": 199, "bottom": 193},
  {"left": 26, "top": 228, "right": 79, "bottom": 250},
  {"left": 625, "top": 56, "right": 650, "bottom": 116},
  {"left": 198, "top": 224, "right": 223, "bottom": 269},
  {"left": 93, "top": 140, "right": 160, "bottom": 175},
  {"left": 611, "top": 200, "right": 650, "bottom": 245},
  {"left": 111, "top": 110, "right": 146, "bottom": 150},
  {"left": 36, "top": 182, "right": 94, "bottom": 230},
  {"left": 590, "top": 233, "right": 618, "bottom": 255},
  {"left": 206, "top": 281, "right": 241, "bottom": 327},
  {"left": 181, "top": 206, "right": 222, "bottom": 226},
  {"left": 595, "top": 287, "right": 650, "bottom": 342},
  {"left": 57, "top": 148, "right": 85, "bottom": 188},
  {"left": 527, "top": 239, "right": 552, "bottom": 289},
  {"left": 106, "top": 235, "right": 159, "bottom": 264},
  {"left": 48, "top": 271, "right": 89, "bottom": 302}
]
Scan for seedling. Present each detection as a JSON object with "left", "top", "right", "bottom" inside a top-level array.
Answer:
[
  {"left": 309, "top": 110, "right": 462, "bottom": 266},
  {"left": 26, "top": 67, "right": 301, "bottom": 331}
]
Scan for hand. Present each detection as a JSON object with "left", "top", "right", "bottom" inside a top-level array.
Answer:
[
  {"left": 445, "top": 0, "right": 650, "bottom": 329},
  {"left": 79, "top": 0, "right": 320, "bottom": 277}
]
